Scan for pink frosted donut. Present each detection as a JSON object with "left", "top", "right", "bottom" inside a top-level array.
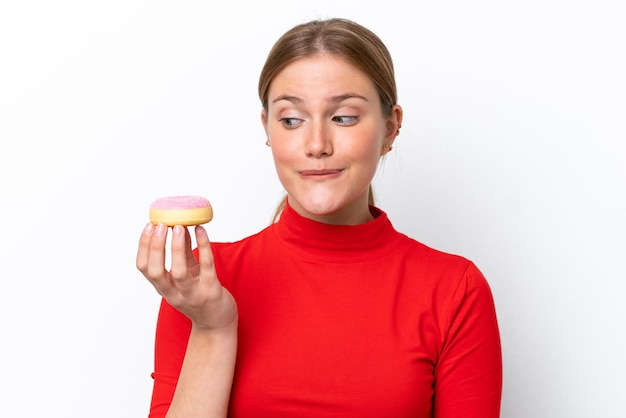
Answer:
[{"left": 149, "top": 195, "right": 213, "bottom": 226}]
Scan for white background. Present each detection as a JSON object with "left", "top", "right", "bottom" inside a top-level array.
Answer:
[{"left": 1, "top": 1, "right": 624, "bottom": 416}]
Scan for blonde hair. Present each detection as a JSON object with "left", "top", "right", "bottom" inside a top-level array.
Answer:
[{"left": 259, "top": 18, "right": 397, "bottom": 222}]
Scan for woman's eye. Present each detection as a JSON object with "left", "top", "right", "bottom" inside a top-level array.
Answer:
[
  {"left": 280, "top": 118, "right": 302, "bottom": 128},
  {"left": 332, "top": 115, "right": 358, "bottom": 125}
]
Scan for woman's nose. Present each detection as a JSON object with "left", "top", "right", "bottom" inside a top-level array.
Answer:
[{"left": 305, "top": 122, "right": 333, "bottom": 157}]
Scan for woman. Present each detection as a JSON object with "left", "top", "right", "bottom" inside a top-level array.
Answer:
[{"left": 137, "top": 17, "right": 502, "bottom": 418}]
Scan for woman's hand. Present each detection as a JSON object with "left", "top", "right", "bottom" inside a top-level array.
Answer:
[
  {"left": 136, "top": 223, "right": 238, "bottom": 332},
  {"left": 138, "top": 223, "right": 238, "bottom": 417}
]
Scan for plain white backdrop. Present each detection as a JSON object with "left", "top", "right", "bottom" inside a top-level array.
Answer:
[{"left": 1, "top": 1, "right": 624, "bottom": 416}]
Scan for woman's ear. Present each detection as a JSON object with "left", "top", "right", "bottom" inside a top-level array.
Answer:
[
  {"left": 261, "top": 108, "right": 268, "bottom": 133},
  {"left": 261, "top": 109, "right": 271, "bottom": 146},
  {"left": 383, "top": 105, "right": 403, "bottom": 153}
]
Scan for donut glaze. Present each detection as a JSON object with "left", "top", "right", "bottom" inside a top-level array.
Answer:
[{"left": 149, "top": 195, "right": 213, "bottom": 226}]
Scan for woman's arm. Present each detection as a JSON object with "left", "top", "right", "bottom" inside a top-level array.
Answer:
[
  {"left": 434, "top": 262, "right": 502, "bottom": 418},
  {"left": 165, "top": 325, "right": 237, "bottom": 418},
  {"left": 137, "top": 223, "right": 238, "bottom": 418}
]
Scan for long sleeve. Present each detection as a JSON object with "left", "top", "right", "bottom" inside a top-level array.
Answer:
[
  {"left": 433, "top": 262, "right": 502, "bottom": 418},
  {"left": 149, "top": 298, "right": 192, "bottom": 418}
]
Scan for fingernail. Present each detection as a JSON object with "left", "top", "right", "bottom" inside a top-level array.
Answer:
[
  {"left": 195, "top": 225, "right": 207, "bottom": 239},
  {"left": 143, "top": 223, "right": 154, "bottom": 235},
  {"left": 173, "top": 225, "right": 183, "bottom": 237},
  {"left": 156, "top": 223, "right": 167, "bottom": 236}
]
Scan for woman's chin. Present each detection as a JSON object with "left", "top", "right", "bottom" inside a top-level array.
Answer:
[{"left": 288, "top": 195, "right": 371, "bottom": 225}]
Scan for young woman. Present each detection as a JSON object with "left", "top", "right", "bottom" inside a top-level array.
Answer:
[{"left": 137, "top": 17, "right": 502, "bottom": 418}]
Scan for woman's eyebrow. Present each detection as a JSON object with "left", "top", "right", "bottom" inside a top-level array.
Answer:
[
  {"left": 271, "top": 93, "right": 368, "bottom": 104},
  {"left": 272, "top": 95, "right": 301, "bottom": 104},
  {"left": 327, "top": 93, "right": 368, "bottom": 103}
]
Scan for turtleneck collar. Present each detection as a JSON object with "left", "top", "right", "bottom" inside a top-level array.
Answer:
[{"left": 270, "top": 200, "right": 400, "bottom": 262}]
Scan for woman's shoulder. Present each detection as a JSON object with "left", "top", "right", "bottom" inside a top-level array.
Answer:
[
  {"left": 389, "top": 227, "right": 490, "bottom": 286},
  {"left": 393, "top": 228, "right": 471, "bottom": 265}
]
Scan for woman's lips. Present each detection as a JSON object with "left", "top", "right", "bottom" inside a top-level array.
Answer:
[{"left": 299, "top": 169, "right": 343, "bottom": 177}]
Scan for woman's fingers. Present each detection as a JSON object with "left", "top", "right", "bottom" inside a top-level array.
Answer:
[
  {"left": 158, "top": 225, "right": 216, "bottom": 300},
  {"left": 195, "top": 225, "right": 215, "bottom": 280},
  {"left": 170, "top": 225, "right": 197, "bottom": 297},
  {"left": 136, "top": 222, "right": 168, "bottom": 280},
  {"left": 185, "top": 226, "right": 200, "bottom": 277},
  {"left": 136, "top": 222, "right": 174, "bottom": 297},
  {"left": 146, "top": 223, "right": 169, "bottom": 279},
  {"left": 136, "top": 221, "right": 236, "bottom": 330},
  {"left": 135, "top": 223, "right": 154, "bottom": 272}
]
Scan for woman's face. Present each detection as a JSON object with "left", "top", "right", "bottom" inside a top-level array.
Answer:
[{"left": 262, "top": 54, "right": 402, "bottom": 225}]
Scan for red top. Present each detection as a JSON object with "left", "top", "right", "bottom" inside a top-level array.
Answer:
[{"left": 149, "top": 203, "right": 502, "bottom": 417}]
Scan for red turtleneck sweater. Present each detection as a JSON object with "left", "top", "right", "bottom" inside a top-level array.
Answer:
[{"left": 148, "top": 203, "right": 502, "bottom": 417}]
